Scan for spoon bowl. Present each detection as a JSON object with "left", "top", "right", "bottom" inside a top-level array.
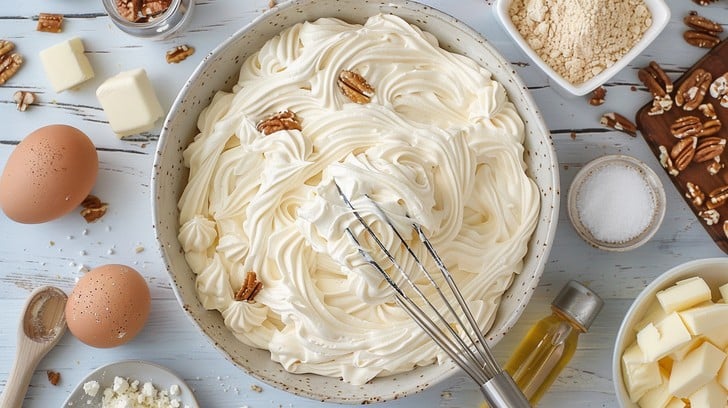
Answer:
[{"left": 0, "top": 286, "right": 68, "bottom": 408}]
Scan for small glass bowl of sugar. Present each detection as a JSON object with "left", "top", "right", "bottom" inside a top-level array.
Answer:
[{"left": 567, "top": 155, "right": 666, "bottom": 251}]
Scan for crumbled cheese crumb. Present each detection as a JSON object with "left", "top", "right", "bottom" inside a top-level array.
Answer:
[{"left": 85, "top": 376, "right": 187, "bottom": 408}]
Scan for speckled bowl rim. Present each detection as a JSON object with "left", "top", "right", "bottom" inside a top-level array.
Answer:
[
  {"left": 611, "top": 257, "right": 728, "bottom": 407},
  {"left": 567, "top": 154, "right": 666, "bottom": 252},
  {"left": 151, "top": 0, "right": 560, "bottom": 403}
]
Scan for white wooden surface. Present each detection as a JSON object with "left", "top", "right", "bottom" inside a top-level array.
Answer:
[{"left": 0, "top": 0, "right": 725, "bottom": 407}]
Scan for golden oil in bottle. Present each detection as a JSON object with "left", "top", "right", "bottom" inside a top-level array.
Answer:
[{"left": 501, "top": 281, "right": 603, "bottom": 406}]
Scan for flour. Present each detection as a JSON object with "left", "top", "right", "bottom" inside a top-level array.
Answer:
[{"left": 510, "top": 0, "right": 652, "bottom": 85}]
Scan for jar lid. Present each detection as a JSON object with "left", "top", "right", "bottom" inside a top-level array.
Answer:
[{"left": 551, "top": 280, "right": 603, "bottom": 331}]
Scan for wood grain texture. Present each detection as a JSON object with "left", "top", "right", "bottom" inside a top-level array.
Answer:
[{"left": 0, "top": 0, "right": 726, "bottom": 407}]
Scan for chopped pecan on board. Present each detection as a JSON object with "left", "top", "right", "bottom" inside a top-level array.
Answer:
[
  {"left": 600, "top": 112, "right": 637, "bottom": 136},
  {"left": 166, "top": 45, "right": 194, "bottom": 63},
  {"left": 699, "top": 102, "right": 718, "bottom": 119},
  {"left": 0, "top": 40, "right": 23, "bottom": 85},
  {"left": 709, "top": 73, "right": 728, "bottom": 108},
  {"left": 658, "top": 145, "right": 680, "bottom": 176},
  {"left": 686, "top": 181, "right": 705, "bottom": 207},
  {"left": 338, "top": 70, "right": 374, "bottom": 104},
  {"left": 699, "top": 209, "right": 720, "bottom": 225},
  {"left": 256, "top": 110, "right": 302, "bottom": 135},
  {"left": 707, "top": 158, "right": 724, "bottom": 176},
  {"left": 235, "top": 271, "right": 263, "bottom": 303},
  {"left": 699, "top": 119, "right": 722, "bottom": 137},
  {"left": 708, "top": 185, "right": 728, "bottom": 209},
  {"left": 13, "top": 91, "right": 35, "bottom": 112},
  {"left": 675, "top": 68, "right": 712, "bottom": 111},
  {"left": 36, "top": 13, "right": 64, "bottom": 33}
]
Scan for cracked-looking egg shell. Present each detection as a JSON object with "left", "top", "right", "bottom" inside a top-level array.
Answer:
[
  {"left": 0, "top": 124, "right": 98, "bottom": 223},
  {"left": 65, "top": 264, "right": 151, "bottom": 348}
]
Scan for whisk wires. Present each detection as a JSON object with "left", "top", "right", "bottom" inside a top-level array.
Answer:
[{"left": 333, "top": 181, "right": 502, "bottom": 385}]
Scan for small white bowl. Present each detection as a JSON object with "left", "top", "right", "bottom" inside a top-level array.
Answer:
[
  {"left": 612, "top": 258, "right": 728, "bottom": 407},
  {"left": 493, "top": 0, "right": 670, "bottom": 96},
  {"left": 567, "top": 155, "right": 666, "bottom": 251}
]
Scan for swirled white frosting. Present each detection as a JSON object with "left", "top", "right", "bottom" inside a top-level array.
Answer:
[{"left": 178, "top": 14, "right": 540, "bottom": 385}]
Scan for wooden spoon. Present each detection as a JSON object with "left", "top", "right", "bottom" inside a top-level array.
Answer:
[{"left": 0, "top": 286, "right": 68, "bottom": 408}]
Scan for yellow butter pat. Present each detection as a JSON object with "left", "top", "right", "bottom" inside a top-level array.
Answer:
[
  {"left": 718, "top": 354, "right": 728, "bottom": 391},
  {"left": 668, "top": 341, "right": 726, "bottom": 398},
  {"left": 679, "top": 303, "right": 728, "bottom": 336},
  {"left": 670, "top": 336, "right": 704, "bottom": 361},
  {"left": 39, "top": 37, "right": 95, "bottom": 93},
  {"left": 656, "top": 277, "right": 711, "bottom": 313},
  {"left": 96, "top": 68, "right": 163, "bottom": 137},
  {"left": 622, "top": 343, "right": 662, "bottom": 402},
  {"left": 688, "top": 380, "right": 727, "bottom": 408},
  {"left": 720, "top": 282, "right": 728, "bottom": 302},
  {"left": 637, "top": 312, "right": 692, "bottom": 362},
  {"left": 637, "top": 370, "right": 670, "bottom": 408},
  {"left": 664, "top": 398, "right": 687, "bottom": 408}
]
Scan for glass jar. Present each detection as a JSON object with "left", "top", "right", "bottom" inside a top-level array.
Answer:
[{"left": 101, "top": 0, "right": 195, "bottom": 39}]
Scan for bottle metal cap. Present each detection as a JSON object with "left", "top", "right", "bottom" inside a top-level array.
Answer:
[{"left": 551, "top": 280, "right": 603, "bottom": 331}]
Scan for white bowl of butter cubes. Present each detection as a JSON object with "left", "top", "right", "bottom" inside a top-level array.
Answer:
[{"left": 613, "top": 258, "right": 728, "bottom": 408}]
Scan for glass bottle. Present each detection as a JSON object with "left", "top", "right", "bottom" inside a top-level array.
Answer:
[{"left": 502, "top": 280, "right": 603, "bottom": 406}]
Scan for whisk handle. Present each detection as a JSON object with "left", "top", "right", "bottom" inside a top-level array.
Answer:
[{"left": 480, "top": 370, "right": 531, "bottom": 408}]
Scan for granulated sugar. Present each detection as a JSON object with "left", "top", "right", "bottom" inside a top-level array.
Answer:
[
  {"left": 509, "top": 0, "right": 652, "bottom": 85},
  {"left": 576, "top": 164, "right": 654, "bottom": 244}
]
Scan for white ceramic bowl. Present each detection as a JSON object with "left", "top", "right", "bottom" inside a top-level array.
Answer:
[
  {"left": 493, "top": 0, "right": 670, "bottom": 96},
  {"left": 152, "top": 0, "right": 559, "bottom": 403},
  {"left": 567, "top": 155, "right": 666, "bottom": 251},
  {"left": 612, "top": 258, "right": 728, "bottom": 407}
]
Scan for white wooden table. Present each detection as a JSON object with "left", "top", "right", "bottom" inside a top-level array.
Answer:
[{"left": 0, "top": 0, "right": 725, "bottom": 406}]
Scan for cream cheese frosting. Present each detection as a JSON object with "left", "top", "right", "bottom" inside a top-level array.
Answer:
[{"left": 178, "top": 14, "right": 540, "bottom": 385}]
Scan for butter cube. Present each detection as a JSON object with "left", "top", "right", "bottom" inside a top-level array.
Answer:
[
  {"left": 718, "top": 355, "right": 728, "bottom": 390},
  {"left": 637, "top": 370, "right": 671, "bottom": 408},
  {"left": 688, "top": 380, "right": 727, "bottom": 408},
  {"left": 637, "top": 312, "right": 692, "bottom": 362},
  {"left": 668, "top": 341, "right": 726, "bottom": 398},
  {"left": 635, "top": 301, "right": 668, "bottom": 333},
  {"left": 679, "top": 303, "right": 728, "bottom": 336},
  {"left": 39, "top": 37, "right": 95, "bottom": 92},
  {"left": 671, "top": 336, "right": 704, "bottom": 361},
  {"left": 720, "top": 282, "right": 728, "bottom": 302},
  {"left": 703, "top": 326, "right": 728, "bottom": 349},
  {"left": 96, "top": 68, "right": 163, "bottom": 137},
  {"left": 622, "top": 343, "right": 662, "bottom": 402},
  {"left": 656, "top": 277, "right": 712, "bottom": 313}
]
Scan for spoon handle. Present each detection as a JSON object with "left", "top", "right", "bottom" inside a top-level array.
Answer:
[{"left": 0, "top": 337, "right": 47, "bottom": 408}]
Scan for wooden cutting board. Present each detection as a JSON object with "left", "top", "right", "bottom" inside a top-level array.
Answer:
[{"left": 636, "top": 39, "right": 728, "bottom": 254}]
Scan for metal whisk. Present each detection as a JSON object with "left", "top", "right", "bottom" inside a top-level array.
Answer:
[{"left": 334, "top": 181, "right": 531, "bottom": 408}]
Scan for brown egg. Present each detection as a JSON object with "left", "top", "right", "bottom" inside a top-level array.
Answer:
[
  {"left": 65, "top": 264, "right": 151, "bottom": 348},
  {"left": 0, "top": 124, "right": 98, "bottom": 223}
]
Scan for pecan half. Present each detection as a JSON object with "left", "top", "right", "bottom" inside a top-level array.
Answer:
[
  {"left": 600, "top": 112, "right": 637, "bottom": 136},
  {"left": 708, "top": 185, "right": 728, "bottom": 209},
  {"left": 670, "top": 116, "right": 703, "bottom": 139},
  {"left": 684, "top": 30, "right": 720, "bottom": 48},
  {"left": 0, "top": 41, "right": 22, "bottom": 85},
  {"left": 675, "top": 68, "right": 712, "bottom": 111},
  {"left": 37, "top": 13, "right": 64, "bottom": 33},
  {"left": 256, "top": 110, "right": 302, "bottom": 135},
  {"left": 338, "top": 70, "right": 374, "bottom": 104},
  {"left": 13, "top": 91, "right": 35, "bottom": 112},
  {"left": 723, "top": 220, "right": 728, "bottom": 239},
  {"left": 166, "top": 45, "right": 194, "bottom": 64},
  {"left": 709, "top": 73, "right": 728, "bottom": 109},
  {"left": 235, "top": 271, "right": 263, "bottom": 302},
  {"left": 686, "top": 181, "right": 705, "bottom": 207},
  {"left": 47, "top": 370, "right": 60, "bottom": 386},
  {"left": 639, "top": 61, "right": 673, "bottom": 97},
  {"left": 694, "top": 137, "right": 726, "bottom": 163},
  {"left": 699, "top": 119, "right": 722, "bottom": 137},
  {"left": 684, "top": 11, "right": 723, "bottom": 35},
  {"left": 671, "top": 137, "right": 697, "bottom": 171},
  {"left": 588, "top": 87, "right": 606, "bottom": 106},
  {"left": 699, "top": 102, "right": 717, "bottom": 119},
  {"left": 693, "top": 0, "right": 718, "bottom": 5}
]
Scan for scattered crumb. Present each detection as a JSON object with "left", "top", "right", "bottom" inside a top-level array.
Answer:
[
  {"left": 269, "top": 0, "right": 277, "bottom": 8},
  {"left": 47, "top": 370, "right": 61, "bottom": 385},
  {"left": 79, "top": 250, "right": 87, "bottom": 256},
  {"left": 135, "top": 246, "right": 145, "bottom": 254},
  {"left": 108, "top": 248, "right": 115, "bottom": 255},
  {"left": 66, "top": 235, "right": 74, "bottom": 240},
  {"left": 250, "top": 384, "right": 263, "bottom": 393},
  {"left": 49, "top": 241, "right": 55, "bottom": 246},
  {"left": 570, "top": 132, "right": 577, "bottom": 140},
  {"left": 630, "top": 85, "right": 637, "bottom": 92},
  {"left": 82, "top": 228, "right": 89, "bottom": 236}
]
